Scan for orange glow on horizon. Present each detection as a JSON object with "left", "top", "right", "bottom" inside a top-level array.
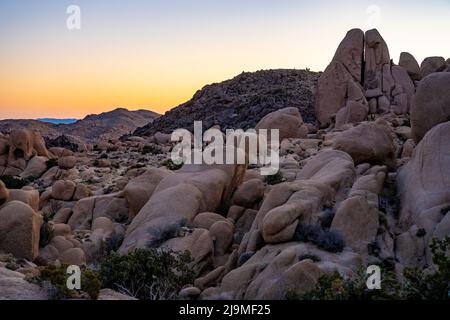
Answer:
[{"left": 1, "top": 1, "right": 449, "bottom": 120}]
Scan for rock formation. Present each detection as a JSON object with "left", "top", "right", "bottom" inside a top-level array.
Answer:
[
  {"left": 314, "top": 28, "right": 445, "bottom": 128},
  {"left": 0, "top": 28, "right": 449, "bottom": 301},
  {"left": 410, "top": 72, "right": 450, "bottom": 142}
]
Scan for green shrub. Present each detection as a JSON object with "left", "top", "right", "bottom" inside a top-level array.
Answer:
[
  {"left": 39, "top": 265, "right": 101, "bottom": 300},
  {"left": 40, "top": 265, "right": 71, "bottom": 300},
  {"left": 100, "top": 248, "right": 195, "bottom": 300},
  {"left": 82, "top": 268, "right": 101, "bottom": 300},
  {"left": 287, "top": 269, "right": 400, "bottom": 300},
  {"left": 264, "top": 171, "right": 284, "bottom": 185},
  {"left": 0, "top": 253, "right": 19, "bottom": 270},
  {"left": 45, "top": 158, "right": 58, "bottom": 170},
  {"left": 401, "top": 236, "right": 450, "bottom": 300},
  {"left": 0, "top": 175, "right": 28, "bottom": 189},
  {"left": 287, "top": 236, "right": 450, "bottom": 300}
]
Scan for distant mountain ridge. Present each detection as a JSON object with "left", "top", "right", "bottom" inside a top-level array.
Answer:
[
  {"left": 0, "top": 108, "right": 159, "bottom": 143},
  {"left": 38, "top": 118, "right": 78, "bottom": 125}
]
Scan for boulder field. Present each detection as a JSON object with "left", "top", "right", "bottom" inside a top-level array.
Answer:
[{"left": 0, "top": 27, "right": 449, "bottom": 300}]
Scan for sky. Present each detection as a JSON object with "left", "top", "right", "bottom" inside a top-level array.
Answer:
[{"left": 0, "top": 0, "right": 449, "bottom": 119}]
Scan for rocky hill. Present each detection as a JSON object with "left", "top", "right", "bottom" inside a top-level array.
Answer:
[
  {"left": 133, "top": 69, "right": 319, "bottom": 136},
  {"left": 0, "top": 108, "right": 159, "bottom": 143}
]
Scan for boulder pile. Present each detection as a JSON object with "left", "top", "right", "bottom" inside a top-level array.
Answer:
[{"left": 0, "top": 27, "right": 449, "bottom": 300}]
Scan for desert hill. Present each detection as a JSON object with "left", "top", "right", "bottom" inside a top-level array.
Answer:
[
  {"left": 133, "top": 69, "right": 319, "bottom": 136},
  {"left": 0, "top": 108, "right": 159, "bottom": 143}
]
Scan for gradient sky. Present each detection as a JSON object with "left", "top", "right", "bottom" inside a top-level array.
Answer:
[{"left": 1, "top": 0, "right": 449, "bottom": 119}]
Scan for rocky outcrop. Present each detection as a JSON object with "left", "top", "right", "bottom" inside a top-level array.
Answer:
[
  {"left": 0, "top": 128, "right": 53, "bottom": 178},
  {"left": 255, "top": 107, "right": 308, "bottom": 141},
  {"left": 21, "top": 156, "right": 48, "bottom": 178},
  {"left": 396, "top": 121, "right": 450, "bottom": 267},
  {"left": 332, "top": 122, "right": 395, "bottom": 167},
  {"left": 119, "top": 163, "right": 245, "bottom": 253},
  {"left": 410, "top": 72, "right": 450, "bottom": 142},
  {"left": 420, "top": 56, "right": 447, "bottom": 78},
  {"left": 239, "top": 150, "right": 355, "bottom": 253},
  {"left": 0, "top": 181, "right": 9, "bottom": 206},
  {"left": 315, "top": 28, "right": 419, "bottom": 128},
  {"left": 68, "top": 194, "right": 128, "bottom": 230},
  {"left": 399, "top": 52, "right": 421, "bottom": 81},
  {"left": 397, "top": 121, "right": 450, "bottom": 228},
  {"left": 331, "top": 166, "right": 386, "bottom": 254},
  {"left": 8, "top": 129, "right": 49, "bottom": 162},
  {"left": 204, "top": 242, "right": 361, "bottom": 299},
  {"left": 0, "top": 129, "right": 50, "bottom": 176},
  {"left": 315, "top": 29, "right": 364, "bottom": 127},
  {"left": 1, "top": 26, "right": 449, "bottom": 302},
  {"left": 0, "top": 201, "right": 41, "bottom": 260},
  {"left": 123, "top": 167, "right": 172, "bottom": 220},
  {"left": 0, "top": 267, "right": 49, "bottom": 300}
]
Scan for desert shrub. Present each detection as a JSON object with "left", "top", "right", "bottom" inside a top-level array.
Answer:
[
  {"left": 141, "top": 144, "right": 163, "bottom": 155},
  {"left": 287, "top": 269, "right": 400, "bottom": 300},
  {"left": 82, "top": 268, "right": 101, "bottom": 300},
  {"left": 401, "top": 236, "right": 450, "bottom": 300},
  {"left": 147, "top": 219, "right": 186, "bottom": 248},
  {"left": 39, "top": 212, "right": 54, "bottom": 248},
  {"left": 288, "top": 237, "right": 450, "bottom": 300},
  {"left": 39, "top": 265, "right": 71, "bottom": 300},
  {"left": 45, "top": 158, "right": 58, "bottom": 170},
  {"left": 99, "top": 153, "right": 108, "bottom": 159},
  {"left": 0, "top": 253, "right": 19, "bottom": 270},
  {"left": 100, "top": 248, "right": 195, "bottom": 300},
  {"left": 161, "top": 159, "right": 183, "bottom": 171},
  {"left": 39, "top": 265, "right": 101, "bottom": 300},
  {"left": 0, "top": 175, "right": 28, "bottom": 189},
  {"left": 105, "top": 234, "right": 124, "bottom": 254},
  {"left": 264, "top": 171, "right": 284, "bottom": 185},
  {"left": 293, "top": 223, "right": 344, "bottom": 253}
]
